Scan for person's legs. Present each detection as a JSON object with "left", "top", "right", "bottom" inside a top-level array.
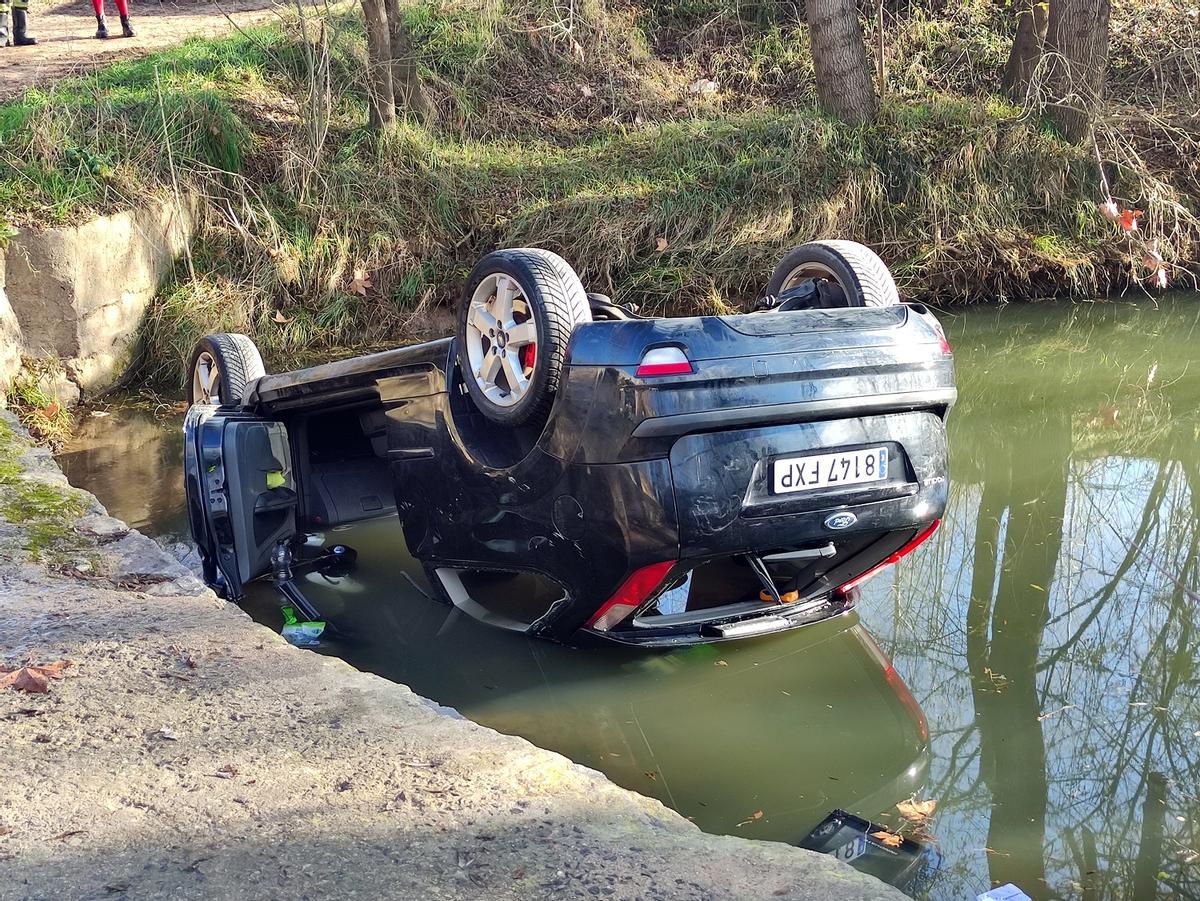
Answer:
[
  {"left": 112, "top": 0, "right": 133, "bottom": 37},
  {"left": 0, "top": 0, "right": 10, "bottom": 47},
  {"left": 92, "top": 0, "right": 107, "bottom": 38},
  {"left": 11, "top": 0, "right": 34, "bottom": 45}
]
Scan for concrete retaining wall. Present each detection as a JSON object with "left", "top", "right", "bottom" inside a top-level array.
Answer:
[{"left": 2, "top": 196, "right": 194, "bottom": 400}]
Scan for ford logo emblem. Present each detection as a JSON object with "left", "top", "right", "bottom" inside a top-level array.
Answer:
[{"left": 824, "top": 511, "right": 857, "bottom": 530}]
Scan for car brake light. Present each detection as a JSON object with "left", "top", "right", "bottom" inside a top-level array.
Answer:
[
  {"left": 586, "top": 560, "right": 676, "bottom": 631},
  {"left": 834, "top": 519, "right": 940, "bottom": 597},
  {"left": 937, "top": 331, "right": 952, "bottom": 355},
  {"left": 636, "top": 347, "right": 692, "bottom": 377}
]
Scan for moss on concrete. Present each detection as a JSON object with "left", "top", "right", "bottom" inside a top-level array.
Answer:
[{"left": 0, "top": 415, "right": 91, "bottom": 563}]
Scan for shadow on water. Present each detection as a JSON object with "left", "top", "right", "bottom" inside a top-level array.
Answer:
[{"left": 59, "top": 295, "right": 1200, "bottom": 899}]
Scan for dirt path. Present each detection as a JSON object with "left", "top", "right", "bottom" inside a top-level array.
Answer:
[{"left": 0, "top": 0, "right": 281, "bottom": 99}]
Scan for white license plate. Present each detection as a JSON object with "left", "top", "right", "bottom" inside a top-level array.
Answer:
[
  {"left": 832, "top": 834, "right": 869, "bottom": 863},
  {"left": 773, "top": 447, "right": 888, "bottom": 494}
]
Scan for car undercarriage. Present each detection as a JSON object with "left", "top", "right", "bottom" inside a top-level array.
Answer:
[{"left": 184, "top": 241, "right": 956, "bottom": 646}]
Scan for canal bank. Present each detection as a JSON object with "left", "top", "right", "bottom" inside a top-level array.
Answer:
[
  {"left": 42, "top": 297, "right": 1200, "bottom": 899},
  {"left": 0, "top": 412, "right": 903, "bottom": 901}
]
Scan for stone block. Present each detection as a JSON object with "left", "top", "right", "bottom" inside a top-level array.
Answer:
[{"left": 4, "top": 197, "right": 194, "bottom": 394}]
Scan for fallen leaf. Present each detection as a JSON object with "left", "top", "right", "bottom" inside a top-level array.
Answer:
[
  {"left": 271, "top": 310, "right": 293, "bottom": 324},
  {"left": 688, "top": 77, "right": 719, "bottom": 95},
  {"left": 39, "top": 401, "right": 60, "bottom": 420},
  {"left": 1142, "top": 239, "right": 1165, "bottom": 271},
  {"left": 736, "top": 809, "right": 764, "bottom": 826},
  {"left": 214, "top": 763, "right": 239, "bottom": 779},
  {"left": 1142, "top": 239, "right": 1169, "bottom": 290},
  {"left": 1118, "top": 208, "right": 1143, "bottom": 232},
  {"left": 897, "top": 797, "right": 937, "bottom": 823},
  {"left": 655, "top": 237, "right": 668, "bottom": 252},
  {"left": 348, "top": 268, "right": 373, "bottom": 296},
  {"left": 871, "top": 829, "right": 903, "bottom": 848},
  {"left": 714, "top": 660, "right": 728, "bottom": 667},
  {"left": 0, "top": 661, "right": 71, "bottom": 694}
]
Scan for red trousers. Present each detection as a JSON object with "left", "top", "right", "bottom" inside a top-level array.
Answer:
[{"left": 93, "top": 0, "right": 128, "bottom": 15}]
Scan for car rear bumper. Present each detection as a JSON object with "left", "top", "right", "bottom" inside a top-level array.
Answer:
[
  {"left": 581, "top": 409, "right": 947, "bottom": 645},
  {"left": 580, "top": 593, "right": 861, "bottom": 647}
]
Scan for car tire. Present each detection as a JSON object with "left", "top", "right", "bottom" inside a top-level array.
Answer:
[
  {"left": 764, "top": 240, "right": 900, "bottom": 308},
  {"left": 187, "top": 333, "right": 266, "bottom": 406},
  {"left": 457, "top": 249, "right": 592, "bottom": 427}
]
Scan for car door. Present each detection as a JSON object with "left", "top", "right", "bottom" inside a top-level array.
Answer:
[{"left": 184, "top": 405, "right": 298, "bottom": 599}]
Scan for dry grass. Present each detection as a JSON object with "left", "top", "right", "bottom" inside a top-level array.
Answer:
[{"left": 0, "top": 0, "right": 1196, "bottom": 388}]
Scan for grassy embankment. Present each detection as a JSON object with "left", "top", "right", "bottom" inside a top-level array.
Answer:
[{"left": 0, "top": 0, "right": 1196, "bottom": 387}]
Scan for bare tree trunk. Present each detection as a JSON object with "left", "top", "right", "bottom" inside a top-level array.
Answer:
[
  {"left": 807, "top": 0, "right": 878, "bottom": 125},
  {"left": 382, "top": 0, "right": 434, "bottom": 123},
  {"left": 360, "top": 0, "right": 397, "bottom": 134},
  {"left": 1001, "top": 0, "right": 1049, "bottom": 101},
  {"left": 1043, "top": 0, "right": 1111, "bottom": 142}
]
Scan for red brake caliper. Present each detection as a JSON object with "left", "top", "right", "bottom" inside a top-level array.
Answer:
[{"left": 521, "top": 342, "right": 536, "bottom": 372}]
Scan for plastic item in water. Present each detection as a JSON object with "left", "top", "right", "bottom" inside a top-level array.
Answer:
[{"left": 280, "top": 605, "right": 325, "bottom": 648}]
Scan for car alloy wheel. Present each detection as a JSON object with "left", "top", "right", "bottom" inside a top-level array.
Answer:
[{"left": 463, "top": 272, "right": 540, "bottom": 408}]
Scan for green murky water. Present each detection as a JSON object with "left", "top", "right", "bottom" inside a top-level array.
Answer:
[{"left": 60, "top": 297, "right": 1200, "bottom": 899}]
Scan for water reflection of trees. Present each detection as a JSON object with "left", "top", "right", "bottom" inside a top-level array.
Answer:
[{"left": 858, "top": 302, "right": 1200, "bottom": 900}]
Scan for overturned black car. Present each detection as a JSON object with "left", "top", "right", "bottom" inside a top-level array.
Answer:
[{"left": 184, "top": 240, "right": 956, "bottom": 647}]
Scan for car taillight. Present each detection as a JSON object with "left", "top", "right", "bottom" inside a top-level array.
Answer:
[
  {"left": 636, "top": 346, "right": 692, "bottom": 377},
  {"left": 586, "top": 560, "right": 676, "bottom": 631},
  {"left": 834, "top": 519, "right": 940, "bottom": 597},
  {"left": 937, "top": 330, "right": 952, "bottom": 355}
]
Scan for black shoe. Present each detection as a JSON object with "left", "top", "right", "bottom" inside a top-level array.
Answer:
[
  {"left": 12, "top": 7, "right": 35, "bottom": 45},
  {"left": 95, "top": 13, "right": 108, "bottom": 38},
  {"left": 119, "top": 13, "right": 134, "bottom": 36}
]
